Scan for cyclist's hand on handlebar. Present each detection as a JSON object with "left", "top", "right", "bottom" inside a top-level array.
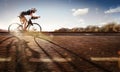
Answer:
[{"left": 31, "top": 16, "right": 40, "bottom": 19}]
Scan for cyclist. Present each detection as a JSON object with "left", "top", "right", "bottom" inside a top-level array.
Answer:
[{"left": 19, "top": 8, "right": 40, "bottom": 31}]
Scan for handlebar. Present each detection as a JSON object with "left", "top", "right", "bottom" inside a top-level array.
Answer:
[{"left": 31, "top": 16, "right": 40, "bottom": 19}]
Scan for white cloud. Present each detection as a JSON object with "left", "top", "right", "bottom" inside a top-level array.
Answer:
[
  {"left": 105, "top": 7, "right": 120, "bottom": 14},
  {"left": 72, "top": 8, "right": 89, "bottom": 16}
]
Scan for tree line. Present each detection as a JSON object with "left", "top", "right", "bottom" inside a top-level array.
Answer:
[{"left": 54, "top": 22, "right": 120, "bottom": 32}]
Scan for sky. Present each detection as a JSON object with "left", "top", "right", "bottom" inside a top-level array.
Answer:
[{"left": 0, "top": 0, "right": 120, "bottom": 31}]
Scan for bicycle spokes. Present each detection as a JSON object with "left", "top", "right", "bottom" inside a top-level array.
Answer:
[
  {"left": 28, "top": 23, "right": 42, "bottom": 32},
  {"left": 8, "top": 23, "right": 23, "bottom": 33}
]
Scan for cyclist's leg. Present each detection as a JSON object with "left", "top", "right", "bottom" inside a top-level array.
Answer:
[
  {"left": 20, "top": 16, "right": 28, "bottom": 31},
  {"left": 26, "top": 19, "right": 31, "bottom": 29}
]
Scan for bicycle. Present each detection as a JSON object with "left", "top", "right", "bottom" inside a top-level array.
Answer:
[{"left": 8, "top": 18, "right": 42, "bottom": 33}]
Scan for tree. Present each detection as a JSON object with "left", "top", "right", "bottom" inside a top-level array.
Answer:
[
  {"left": 101, "top": 22, "right": 117, "bottom": 32},
  {"left": 85, "top": 25, "right": 100, "bottom": 32},
  {"left": 54, "top": 28, "right": 70, "bottom": 32},
  {"left": 71, "top": 27, "right": 85, "bottom": 32}
]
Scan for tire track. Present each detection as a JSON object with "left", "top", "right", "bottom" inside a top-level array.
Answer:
[
  {"left": 51, "top": 46, "right": 81, "bottom": 72},
  {"left": 13, "top": 34, "right": 52, "bottom": 72},
  {"left": 0, "top": 34, "right": 29, "bottom": 72},
  {"left": 0, "top": 36, "right": 14, "bottom": 44},
  {"left": 1, "top": 33, "right": 112, "bottom": 72},
  {"left": 0, "top": 34, "right": 22, "bottom": 72},
  {"left": 34, "top": 36, "right": 111, "bottom": 72},
  {"left": 3, "top": 39, "right": 15, "bottom": 72},
  {"left": 34, "top": 37, "right": 68, "bottom": 72}
]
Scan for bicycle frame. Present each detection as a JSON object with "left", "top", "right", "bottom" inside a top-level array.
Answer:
[{"left": 8, "top": 18, "right": 42, "bottom": 33}]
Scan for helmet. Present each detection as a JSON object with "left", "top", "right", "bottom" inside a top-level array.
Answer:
[{"left": 31, "top": 8, "right": 37, "bottom": 12}]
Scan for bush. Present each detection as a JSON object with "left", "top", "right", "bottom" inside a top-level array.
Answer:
[{"left": 54, "top": 22, "right": 120, "bottom": 32}]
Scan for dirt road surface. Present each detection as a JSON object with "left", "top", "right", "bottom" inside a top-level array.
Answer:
[{"left": 0, "top": 32, "right": 120, "bottom": 72}]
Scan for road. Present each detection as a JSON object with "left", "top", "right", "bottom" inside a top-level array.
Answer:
[{"left": 0, "top": 32, "right": 120, "bottom": 72}]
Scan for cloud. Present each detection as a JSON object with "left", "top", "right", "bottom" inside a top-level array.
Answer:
[
  {"left": 72, "top": 8, "right": 89, "bottom": 16},
  {"left": 104, "top": 7, "right": 120, "bottom": 14}
]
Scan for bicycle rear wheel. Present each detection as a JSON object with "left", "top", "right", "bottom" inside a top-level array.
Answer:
[
  {"left": 28, "top": 23, "right": 42, "bottom": 32},
  {"left": 8, "top": 23, "right": 23, "bottom": 33}
]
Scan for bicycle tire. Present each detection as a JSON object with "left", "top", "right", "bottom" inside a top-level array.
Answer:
[
  {"left": 8, "top": 23, "right": 23, "bottom": 33},
  {"left": 28, "top": 23, "right": 42, "bottom": 32}
]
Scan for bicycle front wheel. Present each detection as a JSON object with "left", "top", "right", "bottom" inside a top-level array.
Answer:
[
  {"left": 28, "top": 23, "right": 42, "bottom": 32},
  {"left": 8, "top": 23, "right": 23, "bottom": 33}
]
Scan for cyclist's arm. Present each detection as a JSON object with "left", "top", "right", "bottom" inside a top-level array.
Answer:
[
  {"left": 31, "top": 16, "right": 40, "bottom": 19},
  {"left": 30, "top": 13, "right": 40, "bottom": 19},
  {"left": 30, "top": 13, "right": 39, "bottom": 17}
]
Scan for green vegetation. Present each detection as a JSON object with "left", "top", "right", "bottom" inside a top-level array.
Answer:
[{"left": 54, "top": 22, "right": 120, "bottom": 32}]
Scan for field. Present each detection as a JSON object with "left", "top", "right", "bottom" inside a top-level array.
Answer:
[{"left": 0, "top": 32, "right": 120, "bottom": 72}]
